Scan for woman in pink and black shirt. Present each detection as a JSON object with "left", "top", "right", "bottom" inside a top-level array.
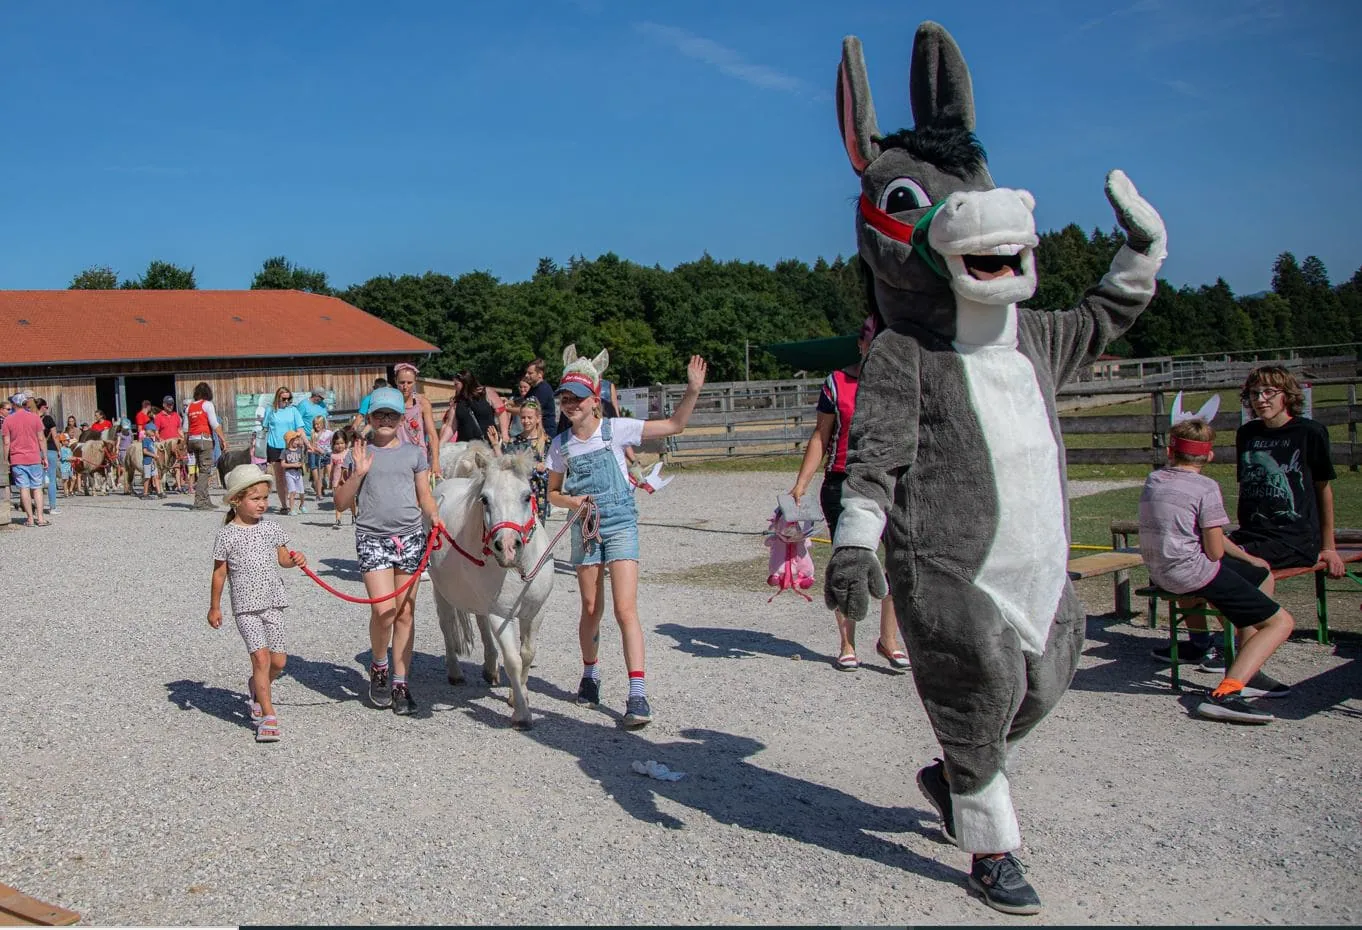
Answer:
[{"left": 789, "top": 316, "right": 908, "bottom": 673}]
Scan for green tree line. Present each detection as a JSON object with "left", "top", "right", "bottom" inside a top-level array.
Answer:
[{"left": 68, "top": 234, "right": 1362, "bottom": 386}]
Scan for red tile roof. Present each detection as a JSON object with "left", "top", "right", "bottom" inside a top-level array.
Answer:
[{"left": 0, "top": 290, "right": 439, "bottom": 366}]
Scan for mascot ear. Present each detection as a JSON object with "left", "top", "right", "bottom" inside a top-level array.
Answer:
[
  {"left": 592, "top": 348, "right": 609, "bottom": 376},
  {"left": 838, "top": 36, "right": 881, "bottom": 175},
  {"left": 562, "top": 344, "right": 579, "bottom": 368},
  {"left": 909, "top": 21, "right": 976, "bottom": 131}
]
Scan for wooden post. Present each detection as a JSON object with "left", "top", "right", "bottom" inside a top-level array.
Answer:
[
  {"left": 1150, "top": 390, "right": 1165, "bottom": 466},
  {"left": 1350, "top": 382, "right": 1358, "bottom": 472}
]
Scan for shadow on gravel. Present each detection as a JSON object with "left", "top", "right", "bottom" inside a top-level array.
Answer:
[
  {"left": 656, "top": 622, "right": 838, "bottom": 667},
  {"left": 452, "top": 677, "right": 958, "bottom": 886},
  {"left": 315, "top": 557, "right": 363, "bottom": 582},
  {"left": 164, "top": 679, "right": 255, "bottom": 731},
  {"left": 286, "top": 655, "right": 369, "bottom": 707},
  {"left": 1071, "top": 614, "right": 1201, "bottom": 697}
]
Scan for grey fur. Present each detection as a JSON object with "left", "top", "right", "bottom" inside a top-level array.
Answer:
[{"left": 909, "top": 22, "right": 976, "bottom": 131}]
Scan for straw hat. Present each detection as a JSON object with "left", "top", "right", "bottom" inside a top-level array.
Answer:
[{"left": 223, "top": 464, "right": 274, "bottom": 501}]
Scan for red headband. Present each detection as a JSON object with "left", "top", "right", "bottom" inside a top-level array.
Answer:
[
  {"left": 1170, "top": 437, "right": 1213, "bottom": 456},
  {"left": 559, "top": 371, "right": 599, "bottom": 397}
]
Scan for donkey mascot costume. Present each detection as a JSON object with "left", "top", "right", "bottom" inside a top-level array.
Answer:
[{"left": 824, "top": 23, "right": 1166, "bottom": 913}]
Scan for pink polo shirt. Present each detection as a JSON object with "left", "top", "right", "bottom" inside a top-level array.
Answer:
[{"left": 2, "top": 408, "right": 45, "bottom": 465}]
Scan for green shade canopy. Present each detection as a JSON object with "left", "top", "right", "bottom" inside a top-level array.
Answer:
[{"left": 762, "top": 334, "right": 860, "bottom": 372}]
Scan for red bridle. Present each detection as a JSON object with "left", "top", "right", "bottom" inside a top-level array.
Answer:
[{"left": 482, "top": 498, "right": 538, "bottom": 555}]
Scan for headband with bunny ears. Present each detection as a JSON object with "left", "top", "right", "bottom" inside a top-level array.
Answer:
[
  {"left": 560, "top": 344, "right": 610, "bottom": 396},
  {"left": 1169, "top": 391, "right": 1220, "bottom": 456}
]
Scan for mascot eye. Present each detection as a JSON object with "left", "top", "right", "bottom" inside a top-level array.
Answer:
[{"left": 879, "top": 178, "right": 932, "bottom": 214}]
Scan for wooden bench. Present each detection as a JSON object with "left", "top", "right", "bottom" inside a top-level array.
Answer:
[
  {"left": 1067, "top": 551, "right": 1145, "bottom": 618},
  {"left": 1114, "top": 521, "right": 1362, "bottom": 631},
  {"left": 0, "top": 884, "right": 79, "bottom": 926},
  {"left": 1137, "top": 546, "right": 1362, "bottom": 690}
]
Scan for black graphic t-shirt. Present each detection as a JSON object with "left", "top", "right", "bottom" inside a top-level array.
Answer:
[{"left": 1231, "top": 416, "right": 1336, "bottom": 566}]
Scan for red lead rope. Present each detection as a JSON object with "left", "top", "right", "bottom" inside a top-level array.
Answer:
[
  {"left": 290, "top": 526, "right": 453, "bottom": 605},
  {"left": 292, "top": 499, "right": 602, "bottom": 602}
]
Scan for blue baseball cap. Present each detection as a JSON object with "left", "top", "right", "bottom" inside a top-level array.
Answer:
[{"left": 367, "top": 386, "right": 405, "bottom": 415}]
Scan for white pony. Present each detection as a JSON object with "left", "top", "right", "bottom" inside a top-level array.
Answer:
[{"left": 428, "top": 441, "right": 554, "bottom": 729}]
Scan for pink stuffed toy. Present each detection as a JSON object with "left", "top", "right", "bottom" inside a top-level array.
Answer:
[{"left": 765, "top": 509, "right": 816, "bottom": 602}]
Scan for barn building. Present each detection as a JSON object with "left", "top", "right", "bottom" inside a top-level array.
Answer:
[{"left": 0, "top": 290, "right": 438, "bottom": 432}]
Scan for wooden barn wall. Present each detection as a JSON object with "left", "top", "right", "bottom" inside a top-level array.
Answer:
[
  {"left": 0, "top": 377, "right": 97, "bottom": 425},
  {"left": 173, "top": 365, "right": 386, "bottom": 432}
]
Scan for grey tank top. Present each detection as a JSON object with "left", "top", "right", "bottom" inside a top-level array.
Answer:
[{"left": 355, "top": 442, "right": 427, "bottom": 536}]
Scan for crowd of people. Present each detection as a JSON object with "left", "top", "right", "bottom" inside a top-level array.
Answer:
[{"left": 6, "top": 355, "right": 1346, "bottom": 737}]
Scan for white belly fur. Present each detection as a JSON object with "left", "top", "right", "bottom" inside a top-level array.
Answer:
[{"left": 954, "top": 336, "right": 1067, "bottom": 656}]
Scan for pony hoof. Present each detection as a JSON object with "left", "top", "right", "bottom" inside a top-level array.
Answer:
[
  {"left": 511, "top": 717, "right": 533, "bottom": 730},
  {"left": 447, "top": 674, "right": 464, "bottom": 686},
  {"left": 481, "top": 670, "right": 498, "bottom": 686}
]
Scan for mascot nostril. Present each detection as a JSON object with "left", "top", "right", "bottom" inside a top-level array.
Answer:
[{"left": 826, "top": 19, "right": 1166, "bottom": 915}]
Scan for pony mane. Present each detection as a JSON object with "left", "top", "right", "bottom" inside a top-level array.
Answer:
[
  {"left": 451, "top": 441, "right": 535, "bottom": 483},
  {"left": 876, "top": 125, "right": 987, "bottom": 179}
]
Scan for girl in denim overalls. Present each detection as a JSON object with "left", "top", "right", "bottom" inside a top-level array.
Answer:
[{"left": 547, "top": 351, "right": 708, "bottom": 728}]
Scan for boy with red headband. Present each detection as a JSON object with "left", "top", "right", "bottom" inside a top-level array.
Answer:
[{"left": 1138, "top": 417, "right": 1296, "bottom": 723}]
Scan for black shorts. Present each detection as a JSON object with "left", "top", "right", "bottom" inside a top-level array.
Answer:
[
  {"left": 1229, "top": 533, "right": 1316, "bottom": 570},
  {"left": 1188, "top": 557, "right": 1280, "bottom": 628},
  {"left": 266, "top": 445, "right": 284, "bottom": 463},
  {"left": 820, "top": 472, "right": 847, "bottom": 537}
]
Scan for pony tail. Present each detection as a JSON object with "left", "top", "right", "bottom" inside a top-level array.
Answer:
[{"left": 223, "top": 503, "right": 236, "bottom": 525}]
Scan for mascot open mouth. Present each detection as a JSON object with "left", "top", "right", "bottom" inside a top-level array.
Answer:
[{"left": 963, "top": 251, "right": 1024, "bottom": 280}]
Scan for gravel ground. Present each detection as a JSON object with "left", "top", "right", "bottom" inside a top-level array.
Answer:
[{"left": 1, "top": 473, "right": 1358, "bottom": 926}]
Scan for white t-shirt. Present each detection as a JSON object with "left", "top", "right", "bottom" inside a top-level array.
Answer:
[{"left": 546, "top": 417, "right": 644, "bottom": 484}]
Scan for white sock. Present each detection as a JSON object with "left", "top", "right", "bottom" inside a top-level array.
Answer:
[
  {"left": 628, "top": 674, "right": 646, "bottom": 699},
  {"left": 583, "top": 661, "right": 600, "bottom": 681}
]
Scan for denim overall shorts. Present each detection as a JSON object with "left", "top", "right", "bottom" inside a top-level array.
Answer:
[{"left": 563, "top": 419, "right": 640, "bottom": 565}]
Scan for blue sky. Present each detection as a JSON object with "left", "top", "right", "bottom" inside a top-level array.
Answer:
[{"left": 1, "top": 0, "right": 1359, "bottom": 296}]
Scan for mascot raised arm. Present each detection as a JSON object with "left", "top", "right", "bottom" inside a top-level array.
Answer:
[{"left": 824, "top": 22, "right": 1166, "bottom": 915}]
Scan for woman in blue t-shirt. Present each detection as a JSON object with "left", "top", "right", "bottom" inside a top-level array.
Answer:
[{"left": 262, "top": 387, "right": 306, "bottom": 514}]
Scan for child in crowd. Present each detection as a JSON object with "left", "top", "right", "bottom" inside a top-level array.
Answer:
[
  {"left": 59, "top": 438, "right": 75, "bottom": 496},
  {"left": 546, "top": 352, "right": 707, "bottom": 728},
  {"left": 332, "top": 387, "right": 443, "bottom": 716},
  {"left": 282, "top": 430, "right": 307, "bottom": 514},
  {"left": 1138, "top": 417, "right": 1295, "bottom": 724},
  {"left": 311, "top": 415, "right": 334, "bottom": 501},
  {"left": 208, "top": 465, "right": 308, "bottom": 743},
  {"left": 142, "top": 422, "right": 163, "bottom": 499},
  {"left": 116, "top": 419, "right": 133, "bottom": 493},
  {"left": 330, "top": 430, "right": 355, "bottom": 531}
]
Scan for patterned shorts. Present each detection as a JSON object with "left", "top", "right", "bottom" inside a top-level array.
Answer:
[
  {"left": 356, "top": 528, "right": 427, "bottom": 575},
  {"left": 235, "top": 607, "right": 287, "bottom": 654}
]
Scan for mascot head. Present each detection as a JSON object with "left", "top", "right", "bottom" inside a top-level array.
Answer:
[{"left": 838, "top": 22, "right": 1040, "bottom": 328}]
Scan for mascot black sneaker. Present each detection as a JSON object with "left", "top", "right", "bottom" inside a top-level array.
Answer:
[{"left": 970, "top": 853, "right": 1042, "bottom": 916}]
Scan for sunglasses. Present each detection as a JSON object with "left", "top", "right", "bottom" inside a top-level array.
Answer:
[{"left": 280, "top": 395, "right": 293, "bottom": 401}]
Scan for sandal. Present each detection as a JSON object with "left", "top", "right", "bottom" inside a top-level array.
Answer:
[
  {"left": 877, "top": 640, "right": 911, "bottom": 671},
  {"left": 246, "top": 679, "right": 264, "bottom": 723},
  {"left": 255, "top": 715, "right": 280, "bottom": 743},
  {"left": 834, "top": 652, "right": 860, "bottom": 671},
  {"left": 35, "top": 520, "right": 51, "bottom": 527}
]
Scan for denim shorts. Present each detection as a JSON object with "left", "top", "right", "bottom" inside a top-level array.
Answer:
[
  {"left": 571, "top": 504, "right": 640, "bottom": 566},
  {"left": 307, "top": 451, "right": 326, "bottom": 470},
  {"left": 11, "top": 463, "right": 44, "bottom": 489},
  {"left": 356, "top": 528, "right": 428, "bottom": 574}
]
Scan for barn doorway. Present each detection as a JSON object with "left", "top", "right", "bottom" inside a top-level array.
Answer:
[
  {"left": 94, "top": 377, "right": 119, "bottom": 421},
  {"left": 123, "top": 373, "right": 176, "bottom": 424}
]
